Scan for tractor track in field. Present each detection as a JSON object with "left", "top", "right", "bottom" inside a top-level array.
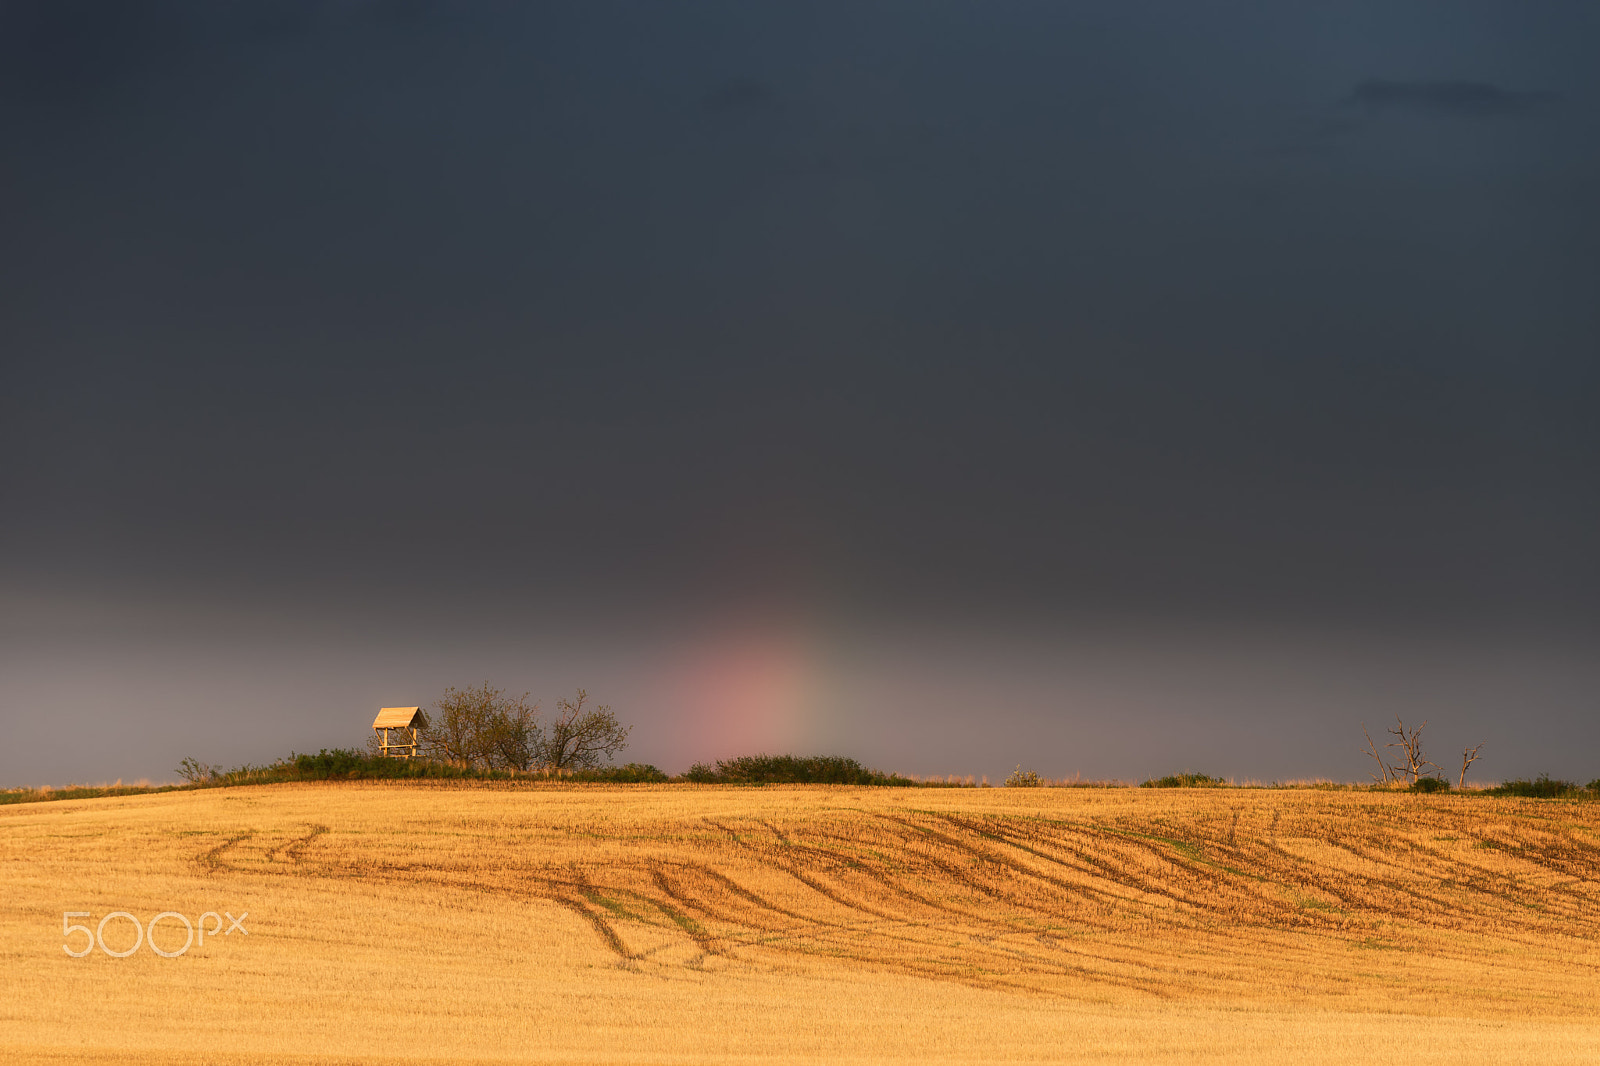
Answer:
[{"left": 192, "top": 795, "right": 1600, "bottom": 999}]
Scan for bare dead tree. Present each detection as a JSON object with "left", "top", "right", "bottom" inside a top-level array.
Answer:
[
  {"left": 1385, "top": 715, "right": 1441, "bottom": 784},
  {"left": 1459, "top": 743, "right": 1485, "bottom": 789},
  {"left": 1361, "top": 723, "right": 1395, "bottom": 784}
]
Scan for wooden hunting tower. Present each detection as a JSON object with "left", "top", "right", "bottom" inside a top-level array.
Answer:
[{"left": 372, "top": 706, "right": 427, "bottom": 758}]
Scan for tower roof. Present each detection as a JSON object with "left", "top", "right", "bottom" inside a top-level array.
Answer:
[{"left": 373, "top": 706, "right": 426, "bottom": 729}]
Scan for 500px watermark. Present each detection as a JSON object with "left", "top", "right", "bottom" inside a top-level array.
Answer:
[{"left": 62, "top": 910, "right": 248, "bottom": 957}]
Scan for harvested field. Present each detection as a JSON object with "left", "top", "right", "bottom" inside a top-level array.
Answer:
[{"left": 4, "top": 782, "right": 1600, "bottom": 1063}]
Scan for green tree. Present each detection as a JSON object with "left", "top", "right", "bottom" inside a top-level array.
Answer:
[
  {"left": 538, "top": 689, "right": 631, "bottom": 770},
  {"left": 423, "top": 683, "right": 536, "bottom": 770},
  {"left": 485, "top": 694, "right": 543, "bottom": 771}
]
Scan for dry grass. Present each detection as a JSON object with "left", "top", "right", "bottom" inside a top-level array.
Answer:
[{"left": 4, "top": 782, "right": 1600, "bottom": 1063}]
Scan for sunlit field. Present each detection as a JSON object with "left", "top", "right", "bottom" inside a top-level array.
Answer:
[{"left": 4, "top": 782, "right": 1600, "bottom": 1064}]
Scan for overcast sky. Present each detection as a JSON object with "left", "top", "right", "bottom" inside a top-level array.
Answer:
[{"left": 3, "top": 1, "right": 1596, "bottom": 785}]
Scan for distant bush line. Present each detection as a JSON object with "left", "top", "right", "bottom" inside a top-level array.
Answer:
[
  {"left": 288, "top": 748, "right": 673, "bottom": 783},
  {"left": 6, "top": 756, "right": 1599, "bottom": 807},
  {"left": 2, "top": 751, "right": 924, "bottom": 804},
  {"left": 1138, "top": 771, "right": 1600, "bottom": 796},
  {"left": 1488, "top": 774, "right": 1600, "bottom": 798}
]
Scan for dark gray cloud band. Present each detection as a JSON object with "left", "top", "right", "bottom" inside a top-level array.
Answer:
[{"left": 1348, "top": 79, "right": 1558, "bottom": 118}]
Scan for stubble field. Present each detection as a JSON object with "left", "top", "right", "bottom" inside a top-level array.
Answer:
[{"left": 4, "top": 781, "right": 1600, "bottom": 1064}]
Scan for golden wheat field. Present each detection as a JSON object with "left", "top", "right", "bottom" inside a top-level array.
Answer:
[{"left": 4, "top": 782, "right": 1600, "bottom": 1065}]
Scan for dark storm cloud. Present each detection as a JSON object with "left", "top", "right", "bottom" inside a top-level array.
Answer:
[
  {"left": 2, "top": 1, "right": 1599, "bottom": 784},
  {"left": 703, "top": 78, "right": 782, "bottom": 115},
  {"left": 2, "top": 0, "right": 1596, "bottom": 627},
  {"left": 1348, "top": 80, "right": 1558, "bottom": 118}
]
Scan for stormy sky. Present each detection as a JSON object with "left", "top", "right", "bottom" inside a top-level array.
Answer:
[{"left": 3, "top": 1, "right": 1597, "bottom": 786}]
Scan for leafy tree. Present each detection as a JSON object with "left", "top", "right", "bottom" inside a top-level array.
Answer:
[
  {"left": 485, "top": 695, "right": 543, "bottom": 771},
  {"left": 418, "top": 684, "right": 627, "bottom": 772},
  {"left": 538, "top": 689, "right": 631, "bottom": 770},
  {"left": 423, "top": 684, "right": 536, "bottom": 770}
]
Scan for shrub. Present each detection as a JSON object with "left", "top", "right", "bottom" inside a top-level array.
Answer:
[
  {"left": 683, "top": 754, "right": 915, "bottom": 786},
  {"left": 294, "top": 748, "right": 369, "bottom": 776},
  {"left": 1141, "top": 772, "right": 1224, "bottom": 789},
  {"left": 1489, "top": 774, "right": 1581, "bottom": 798},
  {"left": 291, "top": 749, "right": 479, "bottom": 780},
  {"left": 175, "top": 757, "right": 221, "bottom": 783},
  {"left": 1004, "top": 766, "right": 1043, "bottom": 787},
  {"left": 1410, "top": 775, "right": 1450, "bottom": 793},
  {"left": 716, "top": 755, "right": 872, "bottom": 784},
  {"left": 576, "top": 763, "right": 668, "bottom": 783}
]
